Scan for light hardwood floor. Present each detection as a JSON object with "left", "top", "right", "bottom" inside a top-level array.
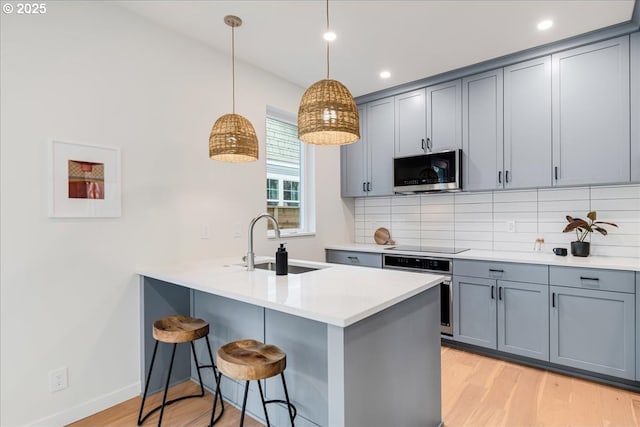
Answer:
[{"left": 69, "top": 347, "right": 640, "bottom": 427}]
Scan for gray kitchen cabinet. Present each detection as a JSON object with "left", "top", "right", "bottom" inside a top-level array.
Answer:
[
  {"left": 462, "top": 68, "right": 504, "bottom": 191},
  {"left": 551, "top": 35, "right": 630, "bottom": 186},
  {"left": 341, "top": 105, "right": 367, "bottom": 197},
  {"left": 631, "top": 32, "right": 640, "bottom": 183},
  {"left": 325, "top": 249, "right": 382, "bottom": 268},
  {"left": 497, "top": 280, "right": 549, "bottom": 360},
  {"left": 394, "top": 89, "right": 427, "bottom": 157},
  {"left": 426, "top": 79, "right": 462, "bottom": 153},
  {"left": 549, "top": 266, "right": 636, "bottom": 380},
  {"left": 454, "top": 260, "right": 549, "bottom": 361},
  {"left": 341, "top": 98, "right": 394, "bottom": 197},
  {"left": 503, "top": 56, "right": 552, "bottom": 189},
  {"left": 636, "top": 272, "right": 639, "bottom": 381},
  {"left": 453, "top": 275, "right": 497, "bottom": 349}
]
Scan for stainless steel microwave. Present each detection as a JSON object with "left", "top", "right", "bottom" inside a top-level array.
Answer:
[{"left": 393, "top": 149, "right": 462, "bottom": 193}]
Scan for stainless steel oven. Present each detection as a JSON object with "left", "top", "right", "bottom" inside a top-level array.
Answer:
[{"left": 382, "top": 253, "right": 454, "bottom": 336}]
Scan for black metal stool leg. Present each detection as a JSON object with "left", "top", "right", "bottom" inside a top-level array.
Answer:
[
  {"left": 281, "top": 373, "right": 295, "bottom": 426},
  {"left": 257, "top": 380, "right": 272, "bottom": 427},
  {"left": 239, "top": 380, "right": 250, "bottom": 427},
  {"left": 157, "top": 343, "right": 177, "bottom": 427},
  {"left": 137, "top": 340, "right": 160, "bottom": 425},
  {"left": 205, "top": 335, "right": 224, "bottom": 426},
  {"left": 190, "top": 342, "right": 206, "bottom": 397}
]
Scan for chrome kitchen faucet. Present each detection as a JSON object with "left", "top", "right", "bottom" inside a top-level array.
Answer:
[{"left": 246, "top": 213, "right": 281, "bottom": 271}]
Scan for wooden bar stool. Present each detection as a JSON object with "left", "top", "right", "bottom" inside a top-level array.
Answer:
[
  {"left": 217, "top": 339, "right": 297, "bottom": 427},
  {"left": 138, "top": 315, "right": 224, "bottom": 427}
]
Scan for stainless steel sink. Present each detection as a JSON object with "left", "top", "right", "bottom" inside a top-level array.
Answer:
[{"left": 253, "top": 262, "right": 319, "bottom": 274}]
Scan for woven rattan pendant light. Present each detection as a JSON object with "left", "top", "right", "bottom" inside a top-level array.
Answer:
[
  {"left": 297, "top": 0, "right": 359, "bottom": 145},
  {"left": 209, "top": 15, "right": 258, "bottom": 162}
]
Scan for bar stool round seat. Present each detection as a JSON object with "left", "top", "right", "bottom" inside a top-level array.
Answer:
[
  {"left": 217, "top": 339, "right": 296, "bottom": 427},
  {"left": 138, "top": 315, "right": 224, "bottom": 427},
  {"left": 153, "top": 315, "right": 209, "bottom": 343},
  {"left": 217, "top": 339, "right": 286, "bottom": 380}
]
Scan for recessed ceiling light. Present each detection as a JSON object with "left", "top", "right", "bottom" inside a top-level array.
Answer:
[
  {"left": 537, "top": 19, "right": 553, "bottom": 31},
  {"left": 323, "top": 31, "right": 336, "bottom": 41},
  {"left": 380, "top": 70, "right": 391, "bottom": 79}
]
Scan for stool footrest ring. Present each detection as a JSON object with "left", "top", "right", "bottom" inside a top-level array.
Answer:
[{"left": 263, "top": 399, "right": 297, "bottom": 420}]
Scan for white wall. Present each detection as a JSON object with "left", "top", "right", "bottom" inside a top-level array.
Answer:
[
  {"left": 354, "top": 184, "right": 640, "bottom": 258},
  {"left": 0, "top": 2, "right": 353, "bottom": 425}
]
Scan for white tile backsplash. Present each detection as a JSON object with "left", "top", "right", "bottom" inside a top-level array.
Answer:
[{"left": 353, "top": 184, "right": 640, "bottom": 258}]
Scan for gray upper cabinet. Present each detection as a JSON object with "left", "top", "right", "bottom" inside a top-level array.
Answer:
[
  {"left": 631, "top": 32, "right": 640, "bottom": 183},
  {"left": 341, "top": 105, "right": 367, "bottom": 197},
  {"left": 462, "top": 68, "right": 504, "bottom": 191},
  {"left": 503, "top": 56, "right": 552, "bottom": 189},
  {"left": 551, "top": 35, "right": 630, "bottom": 186},
  {"left": 341, "top": 100, "right": 395, "bottom": 197},
  {"left": 366, "top": 97, "right": 395, "bottom": 196},
  {"left": 426, "top": 79, "right": 462, "bottom": 153},
  {"left": 395, "top": 89, "right": 426, "bottom": 157}
]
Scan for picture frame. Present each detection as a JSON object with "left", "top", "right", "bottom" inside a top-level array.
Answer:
[{"left": 48, "top": 140, "right": 121, "bottom": 218}]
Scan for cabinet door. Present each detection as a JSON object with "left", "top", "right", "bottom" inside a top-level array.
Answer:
[
  {"left": 497, "top": 280, "right": 549, "bottom": 361},
  {"left": 552, "top": 35, "right": 630, "bottom": 186},
  {"left": 367, "top": 97, "right": 395, "bottom": 196},
  {"left": 341, "top": 105, "right": 368, "bottom": 197},
  {"left": 504, "top": 56, "right": 552, "bottom": 189},
  {"left": 394, "top": 89, "right": 426, "bottom": 157},
  {"left": 631, "top": 32, "right": 640, "bottom": 183},
  {"left": 550, "top": 285, "right": 635, "bottom": 380},
  {"left": 453, "top": 276, "right": 497, "bottom": 349},
  {"left": 462, "top": 69, "right": 504, "bottom": 191},
  {"left": 636, "top": 273, "right": 639, "bottom": 381},
  {"left": 426, "top": 79, "right": 462, "bottom": 153}
]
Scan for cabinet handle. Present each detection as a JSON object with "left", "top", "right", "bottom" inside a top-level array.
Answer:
[
  {"left": 421, "top": 138, "right": 426, "bottom": 150},
  {"left": 489, "top": 269, "right": 504, "bottom": 273},
  {"left": 498, "top": 286, "right": 502, "bottom": 300},
  {"left": 427, "top": 138, "right": 432, "bottom": 151},
  {"left": 580, "top": 276, "right": 599, "bottom": 281},
  {"left": 498, "top": 171, "right": 502, "bottom": 184},
  {"left": 362, "top": 182, "right": 366, "bottom": 192},
  {"left": 347, "top": 256, "right": 359, "bottom": 261},
  {"left": 491, "top": 285, "right": 495, "bottom": 299},
  {"left": 505, "top": 170, "right": 510, "bottom": 183},
  {"left": 367, "top": 182, "right": 371, "bottom": 192},
  {"left": 552, "top": 292, "right": 556, "bottom": 308},
  {"left": 554, "top": 166, "right": 558, "bottom": 180}
]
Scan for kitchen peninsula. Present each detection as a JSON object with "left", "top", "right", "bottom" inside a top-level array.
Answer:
[{"left": 138, "top": 257, "right": 445, "bottom": 427}]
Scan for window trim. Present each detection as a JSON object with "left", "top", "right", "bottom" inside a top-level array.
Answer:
[{"left": 266, "top": 106, "right": 316, "bottom": 238}]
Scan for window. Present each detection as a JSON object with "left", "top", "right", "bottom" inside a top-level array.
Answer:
[{"left": 265, "top": 107, "right": 315, "bottom": 235}]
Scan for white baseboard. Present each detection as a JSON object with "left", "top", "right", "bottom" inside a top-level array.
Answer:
[{"left": 27, "top": 382, "right": 140, "bottom": 427}]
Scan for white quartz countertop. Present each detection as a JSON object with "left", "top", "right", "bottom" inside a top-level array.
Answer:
[
  {"left": 138, "top": 257, "right": 444, "bottom": 327},
  {"left": 325, "top": 244, "right": 640, "bottom": 271}
]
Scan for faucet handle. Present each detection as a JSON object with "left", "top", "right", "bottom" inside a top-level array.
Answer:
[{"left": 242, "top": 255, "right": 247, "bottom": 262}]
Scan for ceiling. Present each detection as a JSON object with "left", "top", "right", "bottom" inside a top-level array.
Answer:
[{"left": 121, "top": 0, "right": 636, "bottom": 97}]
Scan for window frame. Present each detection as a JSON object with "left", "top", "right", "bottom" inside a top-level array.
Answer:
[{"left": 265, "top": 106, "right": 315, "bottom": 237}]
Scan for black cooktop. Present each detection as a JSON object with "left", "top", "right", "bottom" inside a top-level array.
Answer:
[{"left": 384, "top": 245, "right": 469, "bottom": 255}]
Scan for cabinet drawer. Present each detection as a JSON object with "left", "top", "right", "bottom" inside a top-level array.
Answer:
[
  {"left": 325, "top": 250, "right": 382, "bottom": 268},
  {"left": 454, "top": 260, "right": 548, "bottom": 284},
  {"left": 549, "top": 266, "right": 634, "bottom": 294}
]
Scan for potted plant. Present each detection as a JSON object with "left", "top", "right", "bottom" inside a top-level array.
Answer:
[{"left": 563, "top": 211, "right": 618, "bottom": 257}]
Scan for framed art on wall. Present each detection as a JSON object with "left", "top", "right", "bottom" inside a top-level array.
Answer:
[{"left": 48, "top": 140, "right": 121, "bottom": 218}]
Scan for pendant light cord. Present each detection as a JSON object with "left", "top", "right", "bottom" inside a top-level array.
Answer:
[
  {"left": 326, "top": 0, "right": 330, "bottom": 79},
  {"left": 231, "top": 24, "right": 236, "bottom": 114}
]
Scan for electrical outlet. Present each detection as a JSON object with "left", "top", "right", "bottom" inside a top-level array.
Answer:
[
  {"left": 199, "top": 224, "right": 210, "bottom": 240},
  {"left": 49, "top": 367, "right": 68, "bottom": 392},
  {"left": 507, "top": 220, "right": 516, "bottom": 233}
]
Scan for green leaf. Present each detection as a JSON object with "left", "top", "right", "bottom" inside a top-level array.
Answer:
[{"left": 594, "top": 221, "right": 618, "bottom": 228}]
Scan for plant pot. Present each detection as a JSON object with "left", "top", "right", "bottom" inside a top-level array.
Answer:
[{"left": 570, "top": 241, "right": 590, "bottom": 257}]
